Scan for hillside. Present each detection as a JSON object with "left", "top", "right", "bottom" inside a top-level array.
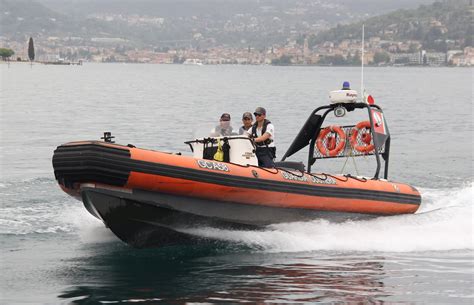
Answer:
[
  {"left": 0, "top": 0, "right": 115, "bottom": 40},
  {"left": 310, "top": 0, "right": 473, "bottom": 51},
  {"left": 2, "top": 0, "right": 437, "bottom": 48},
  {"left": 37, "top": 0, "right": 435, "bottom": 18}
]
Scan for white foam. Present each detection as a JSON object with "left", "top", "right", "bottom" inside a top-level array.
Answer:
[
  {"left": 2, "top": 180, "right": 472, "bottom": 251},
  {"left": 0, "top": 192, "right": 111, "bottom": 242},
  {"left": 0, "top": 205, "right": 75, "bottom": 235},
  {"left": 77, "top": 224, "right": 117, "bottom": 244},
  {"left": 185, "top": 182, "right": 474, "bottom": 253},
  {"left": 62, "top": 203, "right": 117, "bottom": 243}
]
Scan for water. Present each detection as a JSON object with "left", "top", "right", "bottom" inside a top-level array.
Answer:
[{"left": 1, "top": 63, "right": 473, "bottom": 303}]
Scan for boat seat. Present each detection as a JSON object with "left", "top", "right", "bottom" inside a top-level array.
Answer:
[{"left": 274, "top": 161, "right": 305, "bottom": 172}]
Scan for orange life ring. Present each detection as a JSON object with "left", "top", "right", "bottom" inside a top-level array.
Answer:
[
  {"left": 351, "top": 121, "right": 375, "bottom": 153},
  {"left": 316, "top": 126, "right": 346, "bottom": 156}
]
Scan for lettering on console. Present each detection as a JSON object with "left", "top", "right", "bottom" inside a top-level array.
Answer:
[{"left": 197, "top": 160, "right": 229, "bottom": 172}]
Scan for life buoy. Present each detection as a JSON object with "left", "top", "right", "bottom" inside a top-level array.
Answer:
[
  {"left": 316, "top": 126, "right": 346, "bottom": 156},
  {"left": 350, "top": 121, "right": 375, "bottom": 153}
]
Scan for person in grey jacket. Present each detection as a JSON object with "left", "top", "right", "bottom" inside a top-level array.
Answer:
[
  {"left": 238, "top": 112, "right": 253, "bottom": 135},
  {"left": 210, "top": 113, "right": 235, "bottom": 136}
]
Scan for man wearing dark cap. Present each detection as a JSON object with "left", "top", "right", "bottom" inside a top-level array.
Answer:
[
  {"left": 210, "top": 113, "right": 235, "bottom": 136},
  {"left": 239, "top": 112, "right": 253, "bottom": 135},
  {"left": 250, "top": 107, "right": 275, "bottom": 167}
]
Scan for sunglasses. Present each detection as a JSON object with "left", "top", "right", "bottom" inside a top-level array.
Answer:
[
  {"left": 254, "top": 113, "right": 263, "bottom": 117},
  {"left": 220, "top": 119, "right": 230, "bottom": 122},
  {"left": 243, "top": 117, "right": 252, "bottom": 121}
]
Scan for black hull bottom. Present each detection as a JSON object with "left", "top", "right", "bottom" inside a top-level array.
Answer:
[
  {"left": 82, "top": 191, "right": 256, "bottom": 248},
  {"left": 81, "top": 186, "right": 375, "bottom": 248}
]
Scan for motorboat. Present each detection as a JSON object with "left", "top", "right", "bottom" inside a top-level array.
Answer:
[
  {"left": 183, "top": 58, "right": 203, "bottom": 65},
  {"left": 52, "top": 88, "right": 421, "bottom": 248}
]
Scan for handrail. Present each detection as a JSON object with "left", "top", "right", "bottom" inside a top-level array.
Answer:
[
  {"left": 289, "top": 102, "right": 389, "bottom": 180},
  {"left": 184, "top": 136, "right": 257, "bottom": 152}
]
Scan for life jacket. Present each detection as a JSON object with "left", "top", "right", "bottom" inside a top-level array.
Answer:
[
  {"left": 251, "top": 119, "right": 273, "bottom": 146},
  {"left": 213, "top": 140, "right": 224, "bottom": 161}
]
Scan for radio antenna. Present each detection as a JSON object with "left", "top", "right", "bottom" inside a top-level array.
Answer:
[{"left": 361, "top": 24, "right": 365, "bottom": 102}]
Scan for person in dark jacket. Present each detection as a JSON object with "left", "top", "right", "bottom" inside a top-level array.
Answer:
[{"left": 250, "top": 107, "right": 275, "bottom": 167}]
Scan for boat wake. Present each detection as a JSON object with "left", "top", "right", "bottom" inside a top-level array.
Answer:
[
  {"left": 1, "top": 178, "right": 472, "bottom": 252},
  {"left": 181, "top": 182, "right": 474, "bottom": 253},
  {"left": 0, "top": 177, "right": 100, "bottom": 237}
]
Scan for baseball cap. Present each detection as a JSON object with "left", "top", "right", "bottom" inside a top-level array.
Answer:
[
  {"left": 220, "top": 113, "right": 231, "bottom": 121},
  {"left": 242, "top": 112, "right": 252, "bottom": 119},
  {"left": 254, "top": 107, "right": 266, "bottom": 115}
]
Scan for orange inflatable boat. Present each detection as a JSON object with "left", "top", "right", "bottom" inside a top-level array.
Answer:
[{"left": 52, "top": 91, "right": 421, "bottom": 248}]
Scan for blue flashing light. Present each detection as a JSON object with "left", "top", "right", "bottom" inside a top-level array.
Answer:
[{"left": 342, "top": 81, "right": 350, "bottom": 89}]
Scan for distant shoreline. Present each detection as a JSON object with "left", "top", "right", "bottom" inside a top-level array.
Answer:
[{"left": 0, "top": 61, "right": 469, "bottom": 68}]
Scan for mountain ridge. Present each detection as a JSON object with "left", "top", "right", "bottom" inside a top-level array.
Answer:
[
  {"left": 2, "top": 0, "right": 439, "bottom": 48},
  {"left": 309, "top": 0, "right": 472, "bottom": 51}
]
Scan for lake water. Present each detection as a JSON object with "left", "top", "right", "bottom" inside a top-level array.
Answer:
[{"left": 1, "top": 63, "right": 473, "bottom": 304}]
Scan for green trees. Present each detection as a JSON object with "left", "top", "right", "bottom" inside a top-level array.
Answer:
[
  {"left": 28, "top": 37, "right": 35, "bottom": 61},
  {"left": 373, "top": 51, "right": 391, "bottom": 64},
  {"left": 311, "top": 1, "right": 469, "bottom": 51},
  {"left": 318, "top": 54, "right": 361, "bottom": 66},
  {"left": 271, "top": 55, "right": 292, "bottom": 66},
  {"left": 0, "top": 48, "right": 15, "bottom": 60}
]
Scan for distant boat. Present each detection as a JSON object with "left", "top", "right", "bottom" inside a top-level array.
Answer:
[
  {"left": 183, "top": 58, "right": 203, "bottom": 65},
  {"left": 41, "top": 60, "right": 83, "bottom": 66}
]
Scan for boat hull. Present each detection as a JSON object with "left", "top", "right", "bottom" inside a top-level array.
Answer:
[
  {"left": 53, "top": 141, "right": 422, "bottom": 248},
  {"left": 82, "top": 188, "right": 213, "bottom": 248},
  {"left": 81, "top": 184, "right": 379, "bottom": 248}
]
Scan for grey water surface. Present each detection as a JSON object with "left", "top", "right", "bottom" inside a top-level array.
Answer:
[{"left": 1, "top": 63, "right": 473, "bottom": 304}]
